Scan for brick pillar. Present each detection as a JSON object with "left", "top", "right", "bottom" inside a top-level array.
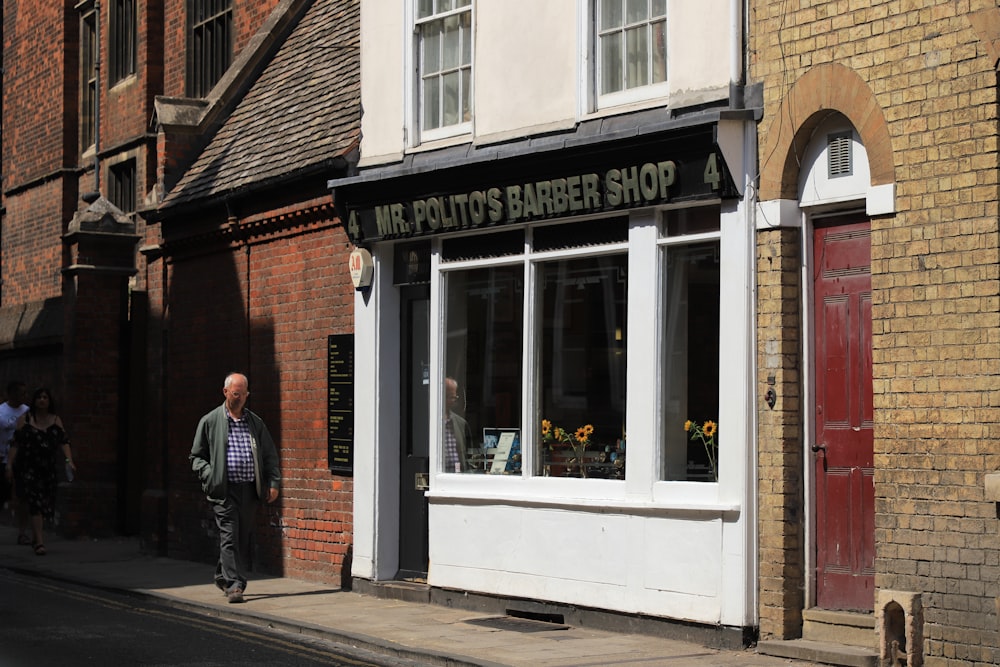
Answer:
[
  {"left": 756, "top": 226, "right": 805, "bottom": 639},
  {"left": 61, "top": 195, "right": 139, "bottom": 537}
]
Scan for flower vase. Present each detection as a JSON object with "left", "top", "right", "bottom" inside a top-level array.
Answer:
[{"left": 572, "top": 445, "right": 588, "bottom": 478}]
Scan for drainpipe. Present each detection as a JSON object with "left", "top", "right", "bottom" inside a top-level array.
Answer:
[
  {"left": 94, "top": 0, "right": 101, "bottom": 192},
  {"left": 731, "top": 0, "right": 741, "bottom": 87}
]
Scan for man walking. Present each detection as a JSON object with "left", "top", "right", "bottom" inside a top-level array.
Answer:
[
  {"left": 190, "top": 372, "right": 280, "bottom": 603},
  {"left": 0, "top": 381, "right": 28, "bottom": 539}
]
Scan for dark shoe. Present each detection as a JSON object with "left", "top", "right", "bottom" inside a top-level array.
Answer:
[
  {"left": 215, "top": 579, "right": 227, "bottom": 594},
  {"left": 32, "top": 543, "right": 46, "bottom": 556},
  {"left": 226, "top": 587, "right": 244, "bottom": 603},
  {"left": 17, "top": 534, "right": 30, "bottom": 545}
]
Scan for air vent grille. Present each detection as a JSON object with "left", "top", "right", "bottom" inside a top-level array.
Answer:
[{"left": 828, "top": 132, "right": 853, "bottom": 178}]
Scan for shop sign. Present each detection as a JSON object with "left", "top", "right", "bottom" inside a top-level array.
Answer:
[
  {"left": 348, "top": 247, "right": 374, "bottom": 288},
  {"left": 341, "top": 148, "right": 732, "bottom": 244}
]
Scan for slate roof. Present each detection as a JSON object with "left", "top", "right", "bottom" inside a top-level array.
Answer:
[{"left": 161, "top": 0, "right": 359, "bottom": 209}]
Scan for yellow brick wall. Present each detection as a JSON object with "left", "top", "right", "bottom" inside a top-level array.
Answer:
[
  {"left": 751, "top": 1, "right": 1000, "bottom": 661},
  {"left": 756, "top": 227, "right": 805, "bottom": 639}
]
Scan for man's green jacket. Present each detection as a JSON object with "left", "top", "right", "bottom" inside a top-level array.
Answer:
[{"left": 190, "top": 404, "right": 281, "bottom": 503}]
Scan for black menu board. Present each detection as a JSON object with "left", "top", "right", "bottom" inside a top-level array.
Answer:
[{"left": 327, "top": 334, "right": 354, "bottom": 475}]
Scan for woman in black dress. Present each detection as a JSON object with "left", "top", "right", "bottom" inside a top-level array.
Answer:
[{"left": 5, "top": 388, "right": 75, "bottom": 555}]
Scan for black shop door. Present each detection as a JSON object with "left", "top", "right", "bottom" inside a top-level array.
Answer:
[{"left": 398, "top": 285, "right": 430, "bottom": 579}]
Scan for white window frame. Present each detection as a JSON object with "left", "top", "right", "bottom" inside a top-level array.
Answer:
[
  {"left": 434, "top": 223, "right": 629, "bottom": 484},
  {"left": 427, "top": 204, "right": 749, "bottom": 513},
  {"left": 589, "top": 0, "right": 669, "bottom": 112},
  {"left": 658, "top": 225, "right": 722, "bottom": 483},
  {"left": 408, "top": 0, "right": 474, "bottom": 146}
]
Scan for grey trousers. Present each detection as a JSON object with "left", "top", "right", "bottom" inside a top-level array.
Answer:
[{"left": 213, "top": 481, "right": 257, "bottom": 593}]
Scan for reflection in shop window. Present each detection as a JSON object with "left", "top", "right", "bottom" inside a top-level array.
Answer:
[
  {"left": 662, "top": 242, "right": 720, "bottom": 481},
  {"left": 443, "top": 265, "right": 523, "bottom": 474},
  {"left": 538, "top": 255, "right": 627, "bottom": 479}
]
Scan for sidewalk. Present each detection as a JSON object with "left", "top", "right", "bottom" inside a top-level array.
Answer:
[{"left": 0, "top": 525, "right": 824, "bottom": 667}]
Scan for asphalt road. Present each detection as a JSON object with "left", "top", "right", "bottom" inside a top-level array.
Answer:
[{"left": 0, "top": 569, "right": 424, "bottom": 667}]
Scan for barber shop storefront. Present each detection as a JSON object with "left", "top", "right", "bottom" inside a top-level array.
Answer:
[{"left": 331, "top": 115, "right": 759, "bottom": 641}]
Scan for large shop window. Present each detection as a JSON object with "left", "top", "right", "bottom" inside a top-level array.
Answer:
[
  {"left": 660, "top": 209, "right": 720, "bottom": 482},
  {"left": 443, "top": 232, "right": 524, "bottom": 475},
  {"left": 539, "top": 254, "right": 627, "bottom": 479},
  {"left": 441, "top": 220, "right": 628, "bottom": 480}
]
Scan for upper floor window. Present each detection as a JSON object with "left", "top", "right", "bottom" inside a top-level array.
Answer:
[
  {"left": 108, "top": 159, "right": 137, "bottom": 214},
  {"left": 416, "top": 0, "right": 472, "bottom": 141},
  {"left": 109, "top": 0, "right": 137, "bottom": 84},
  {"left": 81, "top": 6, "right": 98, "bottom": 151},
  {"left": 596, "top": 0, "right": 667, "bottom": 108},
  {"left": 188, "top": 0, "right": 232, "bottom": 98}
]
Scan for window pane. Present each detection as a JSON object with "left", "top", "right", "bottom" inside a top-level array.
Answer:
[
  {"left": 439, "top": 0, "right": 455, "bottom": 12},
  {"left": 461, "top": 67, "right": 471, "bottom": 122},
  {"left": 441, "top": 14, "right": 461, "bottom": 69},
  {"left": 652, "top": 0, "right": 666, "bottom": 18},
  {"left": 626, "top": 0, "right": 647, "bottom": 23},
  {"left": 651, "top": 19, "right": 666, "bottom": 84},
  {"left": 539, "top": 256, "right": 627, "bottom": 480},
  {"left": 600, "top": 32, "right": 623, "bottom": 94},
  {"left": 625, "top": 26, "right": 648, "bottom": 89},
  {"left": 423, "top": 76, "right": 440, "bottom": 129},
  {"left": 444, "top": 266, "right": 524, "bottom": 474},
  {"left": 461, "top": 11, "right": 471, "bottom": 63},
  {"left": 665, "top": 206, "right": 720, "bottom": 237},
  {"left": 423, "top": 23, "right": 441, "bottom": 73},
  {"left": 662, "top": 242, "right": 720, "bottom": 482},
  {"left": 442, "top": 70, "right": 460, "bottom": 126},
  {"left": 601, "top": 0, "right": 623, "bottom": 30},
  {"left": 417, "top": 0, "right": 434, "bottom": 19},
  {"left": 81, "top": 10, "right": 97, "bottom": 150}
]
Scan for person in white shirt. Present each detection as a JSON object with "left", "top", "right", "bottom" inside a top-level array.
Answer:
[{"left": 0, "top": 381, "right": 28, "bottom": 542}]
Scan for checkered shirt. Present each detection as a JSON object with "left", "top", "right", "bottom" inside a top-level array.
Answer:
[
  {"left": 226, "top": 412, "right": 255, "bottom": 483},
  {"left": 443, "top": 418, "right": 460, "bottom": 473}
]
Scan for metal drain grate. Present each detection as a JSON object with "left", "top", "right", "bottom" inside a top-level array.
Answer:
[{"left": 463, "top": 616, "right": 569, "bottom": 633}]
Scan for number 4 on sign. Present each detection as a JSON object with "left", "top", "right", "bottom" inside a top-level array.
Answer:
[
  {"left": 704, "top": 153, "right": 721, "bottom": 190},
  {"left": 347, "top": 210, "right": 361, "bottom": 240}
]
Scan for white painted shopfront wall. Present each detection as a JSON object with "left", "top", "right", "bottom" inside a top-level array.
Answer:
[{"left": 350, "top": 0, "right": 758, "bottom": 629}]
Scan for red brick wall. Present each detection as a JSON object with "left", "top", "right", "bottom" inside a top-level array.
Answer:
[
  {"left": 233, "top": 1, "right": 282, "bottom": 53},
  {"left": 245, "top": 213, "right": 355, "bottom": 582},
  {"left": 3, "top": 0, "right": 79, "bottom": 189},
  {"left": 159, "top": 197, "right": 355, "bottom": 585},
  {"left": 162, "top": 0, "right": 186, "bottom": 96},
  {"left": 1, "top": 183, "right": 73, "bottom": 305},
  {"left": 2, "top": 0, "right": 77, "bottom": 186},
  {"left": 60, "top": 271, "right": 129, "bottom": 536}
]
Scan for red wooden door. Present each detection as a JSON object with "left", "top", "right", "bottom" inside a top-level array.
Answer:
[{"left": 813, "top": 218, "right": 875, "bottom": 611}]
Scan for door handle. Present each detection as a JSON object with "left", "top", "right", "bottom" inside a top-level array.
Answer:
[{"left": 811, "top": 443, "right": 827, "bottom": 453}]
